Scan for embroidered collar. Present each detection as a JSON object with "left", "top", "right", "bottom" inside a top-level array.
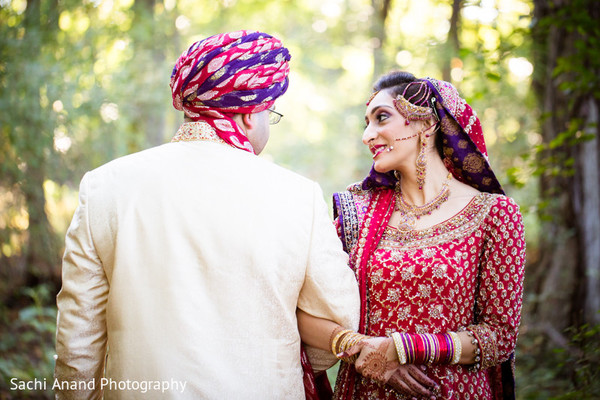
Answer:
[{"left": 171, "top": 122, "right": 228, "bottom": 146}]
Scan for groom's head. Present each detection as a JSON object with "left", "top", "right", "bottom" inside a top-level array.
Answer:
[{"left": 169, "top": 30, "right": 292, "bottom": 154}]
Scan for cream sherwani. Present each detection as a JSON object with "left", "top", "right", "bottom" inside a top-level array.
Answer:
[{"left": 55, "top": 126, "right": 360, "bottom": 399}]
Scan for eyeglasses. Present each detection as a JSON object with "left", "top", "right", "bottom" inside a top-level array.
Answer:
[{"left": 268, "top": 108, "right": 283, "bottom": 125}]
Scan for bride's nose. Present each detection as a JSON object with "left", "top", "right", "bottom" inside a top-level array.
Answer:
[{"left": 362, "top": 123, "right": 377, "bottom": 145}]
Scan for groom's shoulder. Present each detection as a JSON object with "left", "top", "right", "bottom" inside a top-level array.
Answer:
[{"left": 251, "top": 156, "right": 316, "bottom": 188}]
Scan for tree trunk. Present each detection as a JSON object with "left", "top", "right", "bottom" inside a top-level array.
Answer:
[
  {"left": 442, "top": 0, "right": 462, "bottom": 83},
  {"left": 529, "top": 0, "right": 600, "bottom": 346},
  {"left": 370, "top": 0, "right": 392, "bottom": 79},
  {"left": 132, "top": 0, "right": 167, "bottom": 146},
  {"left": 574, "top": 95, "right": 600, "bottom": 325},
  {"left": 20, "top": 0, "right": 61, "bottom": 286}
]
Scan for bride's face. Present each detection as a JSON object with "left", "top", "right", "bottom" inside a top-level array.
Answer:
[{"left": 363, "top": 90, "right": 422, "bottom": 173}]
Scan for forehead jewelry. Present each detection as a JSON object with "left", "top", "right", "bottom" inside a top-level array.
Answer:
[
  {"left": 394, "top": 82, "right": 436, "bottom": 125},
  {"left": 366, "top": 90, "right": 380, "bottom": 106}
]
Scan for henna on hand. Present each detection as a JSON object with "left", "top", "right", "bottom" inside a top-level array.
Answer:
[
  {"left": 361, "top": 347, "right": 388, "bottom": 381},
  {"left": 354, "top": 338, "right": 398, "bottom": 384},
  {"left": 387, "top": 364, "right": 439, "bottom": 398}
]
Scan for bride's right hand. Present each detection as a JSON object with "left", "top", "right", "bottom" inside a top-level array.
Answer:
[{"left": 341, "top": 337, "right": 439, "bottom": 398}]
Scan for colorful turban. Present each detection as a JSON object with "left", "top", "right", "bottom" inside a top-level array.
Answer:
[
  {"left": 363, "top": 77, "right": 504, "bottom": 194},
  {"left": 170, "top": 30, "right": 291, "bottom": 153}
]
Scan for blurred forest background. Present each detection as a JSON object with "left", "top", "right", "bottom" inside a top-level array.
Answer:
[{"left": 1, "top": 0, "right": 599, "bottom": 398}]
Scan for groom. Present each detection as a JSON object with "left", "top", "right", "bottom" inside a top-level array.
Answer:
[{"left": 54, "top": 30, "right": 359, "bottom": 399}]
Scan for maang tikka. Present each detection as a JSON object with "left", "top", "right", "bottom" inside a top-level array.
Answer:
[{"left": 393, "top": 82, "right": 435, "bottom": 126}]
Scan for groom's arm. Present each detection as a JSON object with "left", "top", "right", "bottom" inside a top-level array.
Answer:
[
  {"left": 296, "top": 183, "right": 360, "bottom": 371},
  {"left": 55, "top": 173, "right": 108, "bottom": 400}
]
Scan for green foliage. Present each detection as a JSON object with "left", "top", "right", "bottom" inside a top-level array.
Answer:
[
  {"left": 555, "top": 323, "right": 600, "bottom": 399},
  {"left": 516, "top": 322, "right": 600, "bottom": 399},
  {"left": 0, "top": 284, "right": 56, "bottom": 399},
  {"left": 548, "top": 0, "right": 600, "bottom": 99}
]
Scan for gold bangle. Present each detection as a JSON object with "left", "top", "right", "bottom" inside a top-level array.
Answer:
[
  {"left": 339, "top": 333, "right": 367, "bottom": 363},
  {"left": 391, "top": 332, "right": 407, "bottom": 364},
  {"left": 328, "top": 326, "right": 344, "bottom": 351},
  {"left": 338, "top": 332, "right": 354, "bottom": 353},
  {"left": 330, "top": 329, "right": 352, "bottom": 356}
]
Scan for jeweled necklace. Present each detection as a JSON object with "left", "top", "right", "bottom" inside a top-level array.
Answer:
[{"left": 395, "top": 172, "right": 453, "bottom": 230}]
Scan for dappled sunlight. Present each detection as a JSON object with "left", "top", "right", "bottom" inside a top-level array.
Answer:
[
  {"left": 53, "top": 126, "right": 72, "bottom": 154},
  {"left": 499, "top": 117, "right": 521, "bottom": 142},
  {"left": 508, "top": 57, "right": 534, "bottom": 79},
  {"left": 482, "top": 107, "right": 498, "bottom": 147},
  {"left": 388, "top": 0, "right": 452, "bottom": 50},
  {"left": 175, "top": 15, "right": 192, "bottom": 31},
  {"left": 5, "top": 0, "right": 26, "bottom": 14},
  {"left": 275, "top": 72, "right": 328, "bottom": 144},
  {"left": 44, "top": 180, "right": 79, "bottom": 238},
  {"left": 0, "top": 191, "right": 28, "bottom": 232},
  {"left": 321, "top": 0, "right": 343, "bottom": 18},
  {"left": 100, "top": 102, "right": 120, "bottom": 122},
  {"left": 479, "top": 26, "right": 501, "bottom": 51},
  {"left": 52, "top": 100, "right": 64, "bottom": 113},
  {"left": 341, "top": 48, "right": 373, "bottom": 79},
  {"left": 312, "top": 19, "right": 328, "bottom": 33},
  {"left": 463, "top": 0, "right": 499, "bottom": 24},
  {"left": 0, "top": 189, "right": 28, "bottom": 257},
  {"left": 59, "top": 10, "right": 90, "bottom": 35}
]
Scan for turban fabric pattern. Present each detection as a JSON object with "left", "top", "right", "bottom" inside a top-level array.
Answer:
[{"left": 170, "top": 30, "right": 291, "bottom": 153}]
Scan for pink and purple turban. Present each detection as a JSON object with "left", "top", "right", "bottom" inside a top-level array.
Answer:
[{"left": 170, "top": 30, "right": 291, "bottom": 154}]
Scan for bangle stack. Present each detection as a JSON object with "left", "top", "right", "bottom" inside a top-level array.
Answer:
[
  {"left": 329, "top": 328, "right": 367, "bottom": 364},
  {"left": 389, "top": 332, "right": 463, "bottom": 365}
]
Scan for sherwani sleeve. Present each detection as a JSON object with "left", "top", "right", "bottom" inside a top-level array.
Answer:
[
  {"left": 54, "top": 173, "right": 108, "bottom": 400},
  {"left": 297, "top": 183, "right": 360, "bottom": 371}
]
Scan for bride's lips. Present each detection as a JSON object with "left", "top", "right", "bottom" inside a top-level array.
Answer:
[{"left": 370, "top": 144, "right": 388, "bottom": 159}]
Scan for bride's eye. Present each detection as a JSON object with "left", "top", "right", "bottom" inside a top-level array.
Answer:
[{"left": 376, "top": 112, "right": 389, "bottom": 123}]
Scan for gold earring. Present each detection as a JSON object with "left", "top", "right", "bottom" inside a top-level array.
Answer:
[{"left": 416, "top": 131, "right": 428, "bottom": 190}]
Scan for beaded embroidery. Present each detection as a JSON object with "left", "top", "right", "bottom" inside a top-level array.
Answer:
[
  {"left": 171, "top": 121, "right": 229, "bottom": 146},
  {"left": 393, "top": 95, "right": 434, "bottom": 123},
  {"left": 332, "top": 189, "right": 525, "bottom": 400}
]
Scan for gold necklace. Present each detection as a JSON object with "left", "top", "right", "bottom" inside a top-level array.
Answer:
[{"left": 395, "top": 172, "right": 453, "bottom": 230}]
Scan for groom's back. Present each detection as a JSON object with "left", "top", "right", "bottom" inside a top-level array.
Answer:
[{"left": 84, "top": 139, "right": 350, "bottom": 399}]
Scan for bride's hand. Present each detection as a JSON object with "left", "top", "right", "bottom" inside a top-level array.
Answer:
[
  {"left": 340, "top": 337, "right": 438, "bottom": 398},
  {"left": 387, "top": 365, "right": 439, "bottom": 399}
]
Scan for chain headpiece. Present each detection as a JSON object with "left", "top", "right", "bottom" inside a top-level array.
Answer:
[{"left": 393, "top": 81, "right": 437, "bottom": 125}]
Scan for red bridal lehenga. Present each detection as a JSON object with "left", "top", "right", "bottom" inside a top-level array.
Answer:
[
  {"left": 332, "top": 184, "right": 525, "bottom": 400},
  {"left": 329, "top": 76, "right": 525, "bottom": 400}
]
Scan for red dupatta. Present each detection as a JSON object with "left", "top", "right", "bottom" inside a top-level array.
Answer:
[{"left": 334, "top": 187, "right": 396, "bottom": 399}]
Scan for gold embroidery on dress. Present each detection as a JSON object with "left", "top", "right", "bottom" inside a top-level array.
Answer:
[
  {"left": 171, "top": 121, "right": 228, "bottom": 145},
  {"left": 380, "top": 193, "right": 496, "bottom": 249},
  {"left": 462, "top": 153, "right": 485, "bottom": 174}
]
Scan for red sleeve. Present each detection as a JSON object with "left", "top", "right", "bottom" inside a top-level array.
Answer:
[{"left": 468, "top": 195, "right": 526, "bottom": 369}]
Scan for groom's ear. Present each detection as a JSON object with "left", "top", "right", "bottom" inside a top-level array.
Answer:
[
  {"left": 241, "top": 113, "right": 256, "bottom": 130},
  {"left": 231, "top": 113, "right": 254, "bottom": 132}
]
